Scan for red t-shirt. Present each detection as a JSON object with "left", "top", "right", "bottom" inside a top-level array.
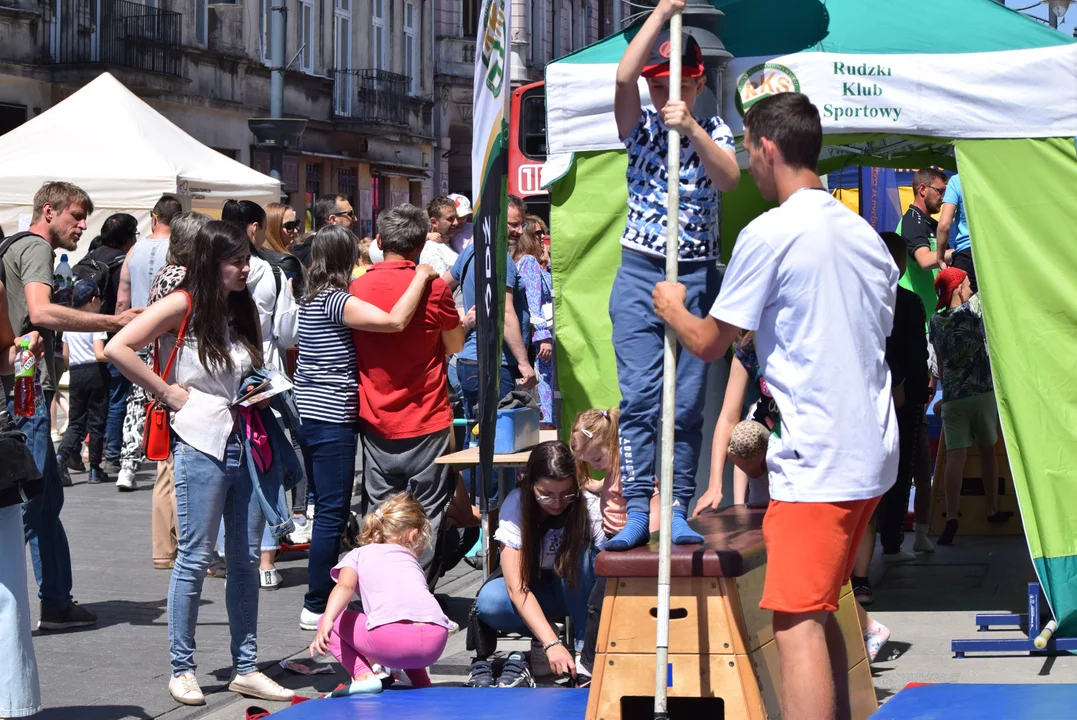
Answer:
[{"left": 349, "top": 261, "right": 460, "bottom": 440}]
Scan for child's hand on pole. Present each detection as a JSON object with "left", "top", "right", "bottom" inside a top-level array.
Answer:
[
  {"left": 661, "top": 100, "right": 698, "bottom": 135},
  {"left": 656, "top": 0, "right": 687, "bottom": 20}
]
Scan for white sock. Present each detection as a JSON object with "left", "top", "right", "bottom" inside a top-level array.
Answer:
[{"left": 914, "top": 522, "right": 930, "bottom": 536}]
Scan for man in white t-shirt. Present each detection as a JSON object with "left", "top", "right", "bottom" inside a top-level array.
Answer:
[
  {"left": 652, "top": 92, "right": 898, "bottom": 720},
  {"left": 420, "top": 196, "right": 460, "bottom": 275}
]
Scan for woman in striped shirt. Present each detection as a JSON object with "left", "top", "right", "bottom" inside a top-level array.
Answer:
[{"left": 294, "top": 226, "right": 437, "bottom": 631}]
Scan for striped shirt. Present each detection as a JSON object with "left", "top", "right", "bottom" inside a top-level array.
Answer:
[{"left": 294, "top": 288, "right": 358, "bottom": 423}]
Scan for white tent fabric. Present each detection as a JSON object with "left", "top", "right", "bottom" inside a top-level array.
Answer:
[{"left": 0, "top": 72, "right": 279, "bottom": 252}]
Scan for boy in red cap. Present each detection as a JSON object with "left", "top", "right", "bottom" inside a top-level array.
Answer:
[
  {"left": 929, "top": 267, "right": 1010, "bottom": 546},
  {"left": 606, "top": 0, "right": 741, "bottom": 551}
]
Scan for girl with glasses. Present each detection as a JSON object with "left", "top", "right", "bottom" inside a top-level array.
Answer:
[{"left": 467, "top": 441, "right": 604, "bottom": 688}]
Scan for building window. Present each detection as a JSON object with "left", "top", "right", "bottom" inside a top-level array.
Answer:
[
  {"left": 339, "top": 167, "right": 357, "bottom": 209},
  {"left": 306, "top": 163, "right": 323, "bottom": 199},
  {"left": 462, "top": 0, "right": 480, "bottom": 37},
  {"left": 260, "top": 0, "right": 271, "bottom": 63},
  {"left": 195, "top": 0, "right": 207, "bottom": 45},
  {"left": 404, "top": 0, "right": 418, "bottom": 94},
  {"left": 372, "top": 0, "right": 387, "bottom": 71},
  {"left": 334, "top": 0, "right": 352, "bottom": 113},
  {"left": 299, "top": 0, "right": 314, "bottom": 73}
]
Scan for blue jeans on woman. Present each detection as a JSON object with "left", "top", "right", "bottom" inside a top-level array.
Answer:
[
  {"left": 296, "top": 420, "right": 357, "bottom": 614},
  {"left": 475, "top": 550, "right": 596, "bottom": 653},
  {"left": 0, "top": 504, "right": 41, "bottom": 718},
  {"left": 171, "top": 436, "right": 263, "bottom": 676}
]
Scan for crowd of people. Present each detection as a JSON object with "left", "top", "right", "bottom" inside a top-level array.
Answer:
[{"left": 0, "top": 2, "right": 1005, "bottom": 719}]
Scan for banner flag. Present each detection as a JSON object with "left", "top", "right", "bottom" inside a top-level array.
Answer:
[
  {"left": 472, "top": 0, "right": 510, "bottom": 520},
  {"left": 859, "top": 166, "right": 902, "bottom": 232}
]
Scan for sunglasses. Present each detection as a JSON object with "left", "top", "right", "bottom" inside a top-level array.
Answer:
[
  {"left": 282, "top": 220, "right": 300, "bottom": 231},
  {"left": 926, "top": 185, "right": 947, "bottom": 195},
  {"left": 333, "top": 209, "right": 357, "bottom": 220}
]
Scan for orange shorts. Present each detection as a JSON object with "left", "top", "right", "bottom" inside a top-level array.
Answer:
[{"left": 760, "top": 497, "right": 881, "bottom": 614}]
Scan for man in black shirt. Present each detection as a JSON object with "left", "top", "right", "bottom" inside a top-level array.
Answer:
[{"left": 898, "top": 168, "right": 950, "bottom": 322}]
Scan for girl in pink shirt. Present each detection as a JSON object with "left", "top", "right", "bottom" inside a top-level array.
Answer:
[{"left": 309, "top": 492, "right": 451, "bottom": 695}]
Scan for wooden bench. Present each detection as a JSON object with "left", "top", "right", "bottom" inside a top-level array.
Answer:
[{"left": 586, "top": 506, "right": 877, "bottom": 720}]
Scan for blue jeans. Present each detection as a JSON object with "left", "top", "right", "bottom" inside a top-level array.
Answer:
[
  {"left": 475, "top": 550, "right": 596, "bottom": 652},
  {"left": 171, "top": 437, "right": 262, "bottom": 676},
  {"left": 457, "top": 360, "right": 517, "bottom": 502},
  {"left": 9, "top": 391, "right": 73, "bottom": 613},
  {"left": 105, "top": 363, "right": 131, "bottom": 462},
  {"left": 296, "top": 420, "right": 357, "bottom": 614},
  {"left": 610, "top": 250, "right": 717, "bottom": 513},
  {"left": 0, "top": 504, "right": 40, "bottom": 717}
]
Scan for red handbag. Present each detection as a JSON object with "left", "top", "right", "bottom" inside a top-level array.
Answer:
[{"left": 142, "top": 291, "right": 192, "bottom": 461}]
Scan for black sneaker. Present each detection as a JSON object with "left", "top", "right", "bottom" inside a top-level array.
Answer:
[
  {"left": 938, "top": 518, "right": 959, "bottom": 546},
  {"left": 38, "top": 600, "right": 98, "bottom": 631},
  {"left": 851, "top": 576, "right": 873, "bottom": 606},
  {"left": 88, "top": 467, "right": 108, "bottom": 485},
  {"left": 464, "top": 659, "right": 495, "bottom": 688},
  {"left": 56, "top": 454, "right": 73, "bottom": 487},
  {"left": 496, "top": 651, "right": 535, "bottom": 688},
  {"left": 65, "top": 453, "right": 86, "bottom": 472}
]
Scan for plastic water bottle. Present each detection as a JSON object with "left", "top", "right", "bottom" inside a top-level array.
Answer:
[
  {"left": 55, "top": 253, "right": 73, "bottom": 291},
  {"left": 14, "top": 337, "right": 35, "bottom": 418}
]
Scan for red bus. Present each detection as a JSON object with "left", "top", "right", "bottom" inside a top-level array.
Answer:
[{"left": 508, "top": 81, "right": 549, "bottom": 224}]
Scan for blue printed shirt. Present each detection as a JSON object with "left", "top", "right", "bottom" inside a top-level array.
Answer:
[
  {"left": 942, "top": 173, "right": 971, "bottom": 254},
  {"left": 622, "top": 108, "right": 735, "bottom": 261}
]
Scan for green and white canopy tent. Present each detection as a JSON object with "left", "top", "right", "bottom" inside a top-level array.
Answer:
[{"left": 543, "top": 0, "right": 1077, "bottom": 630}]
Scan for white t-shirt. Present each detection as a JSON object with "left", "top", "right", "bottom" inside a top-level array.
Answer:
[
  {"left": 710, "top": 189, "right": 899, "bottom": 503},
  {"left": 419, "top": 240, "right": 459, "bottom": 276},
  {"left": 247, "top": 255, "right": 299, "bottom": 372},
  {"left": 494, "top": 488, "right": 605, "bottom": 570},
  {"left": 63, "top": 331, "right": 107, "bottom": 367}
]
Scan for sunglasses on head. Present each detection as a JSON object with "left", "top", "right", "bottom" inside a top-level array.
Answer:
[{"left": 282, "top": 220, "right": 300, "bottom": 231}]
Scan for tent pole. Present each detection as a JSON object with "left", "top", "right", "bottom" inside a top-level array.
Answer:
[{"left": 654, "top": 10, "right": 682, "bottom": 720}]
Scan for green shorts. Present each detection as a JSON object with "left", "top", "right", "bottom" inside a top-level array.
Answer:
[{"left": 941, "top": 391, "right": 998, "bottom": 449}]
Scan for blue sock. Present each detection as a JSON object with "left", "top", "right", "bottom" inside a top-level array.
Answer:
[
  {"left": 604, "top": 511, "right": 651, "bottom": 551},
  {"left": 671, "top": 510, "right": 704, "bottom": 545},
  {"left": 331, "top": 675, "right": 383, "bottom": 697}
]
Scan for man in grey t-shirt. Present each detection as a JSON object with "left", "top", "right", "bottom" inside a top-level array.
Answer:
[{"left": 1, "top": 181, "right": 139, "bottom": 631}]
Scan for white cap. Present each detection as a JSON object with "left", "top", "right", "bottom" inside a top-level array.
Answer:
[{"left": 448, "top": 193, "right": 473, "bottom": 218}]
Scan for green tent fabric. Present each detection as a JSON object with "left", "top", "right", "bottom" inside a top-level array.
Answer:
[{"left": 956, "top": 137, "right": 1077, "bottom": 633}]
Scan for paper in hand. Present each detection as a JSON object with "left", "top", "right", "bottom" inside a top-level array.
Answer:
[{"left": 232, "top": 370, "right": 294, "bottom": 408}]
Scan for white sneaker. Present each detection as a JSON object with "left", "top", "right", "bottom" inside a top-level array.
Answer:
[
  {"left": 228, "top": 670, "right": 295, "bottom": 701},
  {"left": 300, "top": 607, "right": 323, "bottom": 631},
  {"left": 116, "top": 468, "right": 137, "bottom": 492},
  {"left": 51, "top": 430, "right": 61, "bottom": 445},
  {"left": 169, "top": 673, "right": 205, "bottom": 706},
  {"left": 259, "top": 568, "right": 282, "bottom": 590},
  {"left": 287, "top": 515, "right": 313, "bottom": 544},
  {"left": 883, "top": 550, "right": 918, "bottom": 564},
  {"left": 913, "top": 533, "right": 936, "bottom": 553}
]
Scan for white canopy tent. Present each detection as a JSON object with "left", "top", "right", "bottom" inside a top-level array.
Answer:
[{"left": 0, "top": 72, "right": 280, "bottom": 258}]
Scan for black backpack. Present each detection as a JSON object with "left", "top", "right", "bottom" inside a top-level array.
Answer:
[{"left": 72, "top": 248, "right": 126, "bottom": 311}]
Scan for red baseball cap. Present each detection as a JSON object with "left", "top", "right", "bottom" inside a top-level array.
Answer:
[
  {"left": 641, "top": 31, "right": 705, "bottom": 79},
  {"left": 934, "top": 267, "right": 968, "bottom": 310}
]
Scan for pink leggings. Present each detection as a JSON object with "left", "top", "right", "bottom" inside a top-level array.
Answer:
[{"left": 328, "top": 611, "right": 448, "bottom": 687}]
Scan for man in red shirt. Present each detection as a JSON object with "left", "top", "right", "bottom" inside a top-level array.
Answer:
[{"left": 350, "top": 203, "right": 466, "bottom": 588}]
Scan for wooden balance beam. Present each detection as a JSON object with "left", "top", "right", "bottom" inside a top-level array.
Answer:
[{"left": 587, "top": 506, "right": 877, "bottom": 720}]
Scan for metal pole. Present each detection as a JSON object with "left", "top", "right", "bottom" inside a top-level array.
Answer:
[
  {"left": 654, "top": 10, "right": 681, "bottom": 720},
  {"left": 612, "top": 0, "right": 622, "bottom": 32},
  {"left": 269, "top": 3, "right": 286, "bottom": 181}
]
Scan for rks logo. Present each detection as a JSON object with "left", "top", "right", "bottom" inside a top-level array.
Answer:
[{"left": 735, "top": 63, "right": 800, "bottom": 117}]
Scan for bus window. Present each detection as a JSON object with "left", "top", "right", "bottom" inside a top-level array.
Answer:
[{"left": 520, "top": 94, "right": 547, "bottom": 160}]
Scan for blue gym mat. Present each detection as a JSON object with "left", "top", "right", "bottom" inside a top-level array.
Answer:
[
  {"left": 269, "top": 687, "right": 589, "bottom": 719},
  {"left": 871, "top": 684, "right": 1077, "bottom": 719}
]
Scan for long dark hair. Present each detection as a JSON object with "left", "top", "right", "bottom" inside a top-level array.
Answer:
[
  {"left": 300, "top": 226, "right": 358, "bottom": 305},
  {"left": 178, "top": 220, "right": 263, "bottom": 372},
  {"left": 518, "top": 441, "right": 589, "bottom": 591}
]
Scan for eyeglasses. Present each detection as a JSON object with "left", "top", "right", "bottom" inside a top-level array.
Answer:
[
  {"left": 282, "top": 220, "right": 300, "bottom": 232},
  {"left": 927, "top": 185, "right": 947, "bottom": 195},
  {"left": 333, "top": 209, "right": 357, "bottom": 220},
  {"left": 534, "top": 489, "right": 579, "bottom": 505}
]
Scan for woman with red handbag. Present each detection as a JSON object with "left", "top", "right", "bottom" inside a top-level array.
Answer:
[{"left": 105, "top": 221, "right": 293, "bottom": 708}]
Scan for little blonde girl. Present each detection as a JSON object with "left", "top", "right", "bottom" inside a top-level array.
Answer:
[
  {"left": 570, "top": 408, "right": 659, "bottom": 538},
  {"left": 309, "top": 493, "right": 451, "bottom": 695}
]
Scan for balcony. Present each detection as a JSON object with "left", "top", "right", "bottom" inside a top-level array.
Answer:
[
  {"left": 435, "top": 36, "right": 477, "bottom": 82},
  {"left": 47, "top": 0, "right": 182, "bottom": 77},
  {"left": 333, "top": 69, "right": 410, "bottom": 127}
]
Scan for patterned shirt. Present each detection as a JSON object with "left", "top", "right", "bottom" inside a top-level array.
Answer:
[
  {"left": 622, "top": 108, "right": 735, "bottom": 261},
  {"left": 294, "top": 288, "right": 358, "bottom": 423},
  {"left": 733, "top": 335, "right": 781, "bottom": 434},
  {"left": 929, "top": 294, "right": 993, "bottom": 402}
]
